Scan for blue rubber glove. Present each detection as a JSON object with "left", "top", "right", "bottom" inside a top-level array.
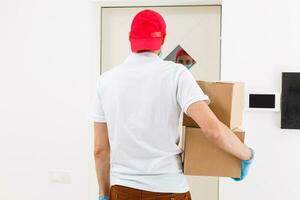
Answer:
[
  {"left": 99, "top": 195, "right": 109, "bottom": 200},
  {"left": 232, "top": 147, "right": 255, "bottom": 181}
]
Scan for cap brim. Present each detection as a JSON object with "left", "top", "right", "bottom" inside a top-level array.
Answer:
[{"left": 130, "top": 38, "right": 163, "bottom": 52}]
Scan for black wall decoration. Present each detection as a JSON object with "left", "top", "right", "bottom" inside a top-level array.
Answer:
[
  {"left": 249, "top": 94, "right": 276, "bottom": 108},
  {"left": 281, "top": 72, "right": 300, "bottom": 129}
]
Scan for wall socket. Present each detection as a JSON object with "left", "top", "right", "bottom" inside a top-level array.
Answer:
[{"left": 48, "top": 170, "right": 72, "bottom": 184}]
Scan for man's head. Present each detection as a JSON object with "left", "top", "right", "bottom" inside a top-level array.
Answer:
[{"left": 129, "top": 9, "right": 166, "bottom": 54}]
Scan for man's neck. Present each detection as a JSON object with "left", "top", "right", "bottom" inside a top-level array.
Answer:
[{"left": 136, "top": 50, "right": 159, "bottom": 55}]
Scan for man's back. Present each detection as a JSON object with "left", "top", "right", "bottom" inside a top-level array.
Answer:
[{"left": 91, "top": 51, "right": 209, "bottom": 192}]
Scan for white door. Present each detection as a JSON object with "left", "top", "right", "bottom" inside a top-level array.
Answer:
[{"left": 97, "top": 5, "right": 221, "bottom": 200}]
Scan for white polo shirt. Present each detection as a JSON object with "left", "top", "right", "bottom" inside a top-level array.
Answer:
[{"left": 90, "top": 51, "right": 210, "bottom": 193}]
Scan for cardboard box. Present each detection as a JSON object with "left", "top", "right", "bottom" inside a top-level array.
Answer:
[
  {"left": 182, "top": 127, "right": 245, "bottom": 178},
  {"left": 183, "top": 81, "right": 244, "bottom": 129}
]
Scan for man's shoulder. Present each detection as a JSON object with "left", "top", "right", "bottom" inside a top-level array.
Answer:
[
  {"left": 160, "top": 60, "right": 186, "bottom": 71},
  {"left": 160, "top": 60, "right": 188, "bottom": 77},
  {"left": 99, "top": 64, "right": 123, "bottom": 80}
]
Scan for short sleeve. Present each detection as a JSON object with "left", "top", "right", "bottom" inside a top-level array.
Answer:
[
  {"left": 90, "top": 76, "right": 106, "bottom": 122},
  {"left": 176, "top": 67, "right": 210, "bottom": 116}
]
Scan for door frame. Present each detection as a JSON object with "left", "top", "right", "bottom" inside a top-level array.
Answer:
[
  {"left": 94, "top": 0, "right": 222, "bottom": 8},
  {"left": 93, "top": 0, "right": 222, "bottom": 76}
]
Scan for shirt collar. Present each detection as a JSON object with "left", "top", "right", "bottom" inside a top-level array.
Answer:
[{"left": 123, "top": 51, "right": 162, "bottom": 64}]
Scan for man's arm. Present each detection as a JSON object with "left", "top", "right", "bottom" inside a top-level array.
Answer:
[
  {"left": 187, "top": 101, "right": 252, "bottom": 161},
  {"left": 94, "top": 122, "right": 110, "bottom": 196}
]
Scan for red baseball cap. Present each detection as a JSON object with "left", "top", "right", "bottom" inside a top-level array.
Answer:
[{"left": 129, "top": 9, "right": 166, "bottom": 52}]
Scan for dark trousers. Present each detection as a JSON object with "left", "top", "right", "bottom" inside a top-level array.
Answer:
[{"left": 109, "top": 184, "right": 192, "bottom": 200}]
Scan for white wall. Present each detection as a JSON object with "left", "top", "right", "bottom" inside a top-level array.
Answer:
[
  {"left": 220, "top": 0, "right": 300, "bottom": 200},
  {"left": 1, "top": 1, "right": 300, "bottom": 200},
  {"left": 0, "top": 1, "right": 99, "bottom": 200}
]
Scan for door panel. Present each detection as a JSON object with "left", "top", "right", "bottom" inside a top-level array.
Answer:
[{"left": 101, "top": 6, "right": 221, "bottom": 200}]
